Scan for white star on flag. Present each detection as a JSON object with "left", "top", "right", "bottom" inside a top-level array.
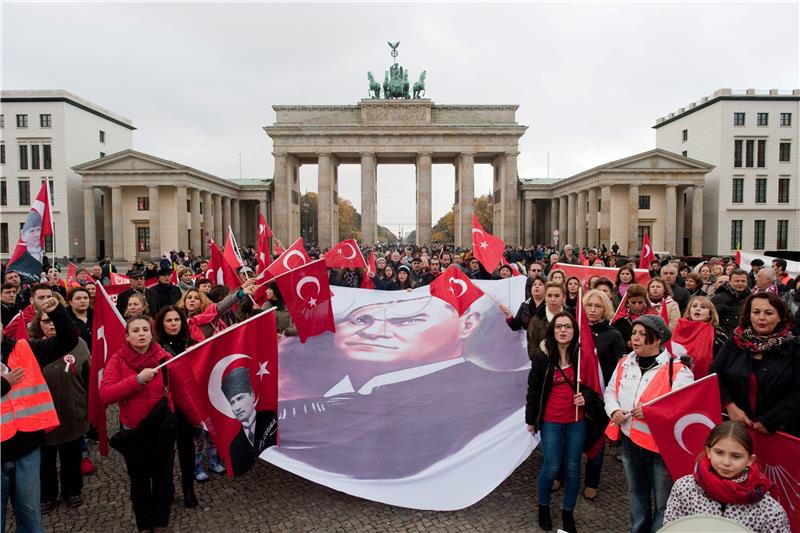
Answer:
[
  {"left": 337, "top": 249, "right": 343, "bottom": 255},
  {"left": 256, "top": 361, "right": 270, "bottom": 378},
  {"left": 308, "top": 297, "right": 318, "bottom": 307},
  {"left": 480, "top": 241, "right": 489, "bottom": 249}
]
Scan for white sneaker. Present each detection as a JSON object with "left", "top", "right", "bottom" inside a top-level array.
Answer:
[{"left": 195, "top": 470, "right": 209, "bottom": 482}]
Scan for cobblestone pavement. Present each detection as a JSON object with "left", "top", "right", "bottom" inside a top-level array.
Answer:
[{"left": 8, "top": 436, "right": 632, "bottom": 533}]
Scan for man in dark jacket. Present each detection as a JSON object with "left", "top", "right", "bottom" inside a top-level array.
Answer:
[
  {"left": 711, "top": 269, "right": 750, "bottom": 337},
  {"left": 661, "top": 264, "right": 690, "bottom": 313},
  {"left": 1, "top": 297, "right": 78, "bottom": 532},
  {"left": 1, "top": 283, "right": 21, "bottom": 328},
  {"left": 115, "top": 270, "right": 158, "bottom": 318},
  {"left": 149, "top": 267, "right": 181, "bottom": 316}
]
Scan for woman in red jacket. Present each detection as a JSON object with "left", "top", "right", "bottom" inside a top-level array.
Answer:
[{"left": 99, "top": 316, "right": 201, "bottom": 532}]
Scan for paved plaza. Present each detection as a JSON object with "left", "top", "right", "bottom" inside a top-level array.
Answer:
[{"left": 12, "top": 416, "right": 631, "bottom": 532}]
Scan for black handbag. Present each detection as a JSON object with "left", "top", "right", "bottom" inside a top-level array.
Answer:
[{"left": 109, "top": 367, "right": 177, "bottom": 464}]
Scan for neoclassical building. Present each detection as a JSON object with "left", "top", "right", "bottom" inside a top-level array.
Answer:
[
  {"left": 519, "top": 149, "right": 713, "bottom": 256},
  {"left": 73, "top": 150, "right": 272, "bottom": 261}
]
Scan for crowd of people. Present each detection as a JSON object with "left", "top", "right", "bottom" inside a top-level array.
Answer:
[{"left": 1, "top": 241, "right": 799, "bottom": 532}]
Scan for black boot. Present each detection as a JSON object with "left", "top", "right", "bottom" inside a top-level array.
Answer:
[
  {"left": 538, "top": 504, "right": 552, "bottom": 530},
  {"left": 183, "top": 485, "right": 199, "bottom": 508},
  {"left": 562, "top": 509, "right": 577, "bottom": 533}
]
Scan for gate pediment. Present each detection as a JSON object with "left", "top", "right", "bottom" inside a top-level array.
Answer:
[{"left": 360, "top": 100, "right": 431, "bottom": 126}]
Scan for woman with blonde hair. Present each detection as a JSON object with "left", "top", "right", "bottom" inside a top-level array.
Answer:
[
  {"left": 177, "top": 279, "right": 256, "bottom": 341},
  {"left": 671, "top": 296, "right": 728, "bottom": 379}
]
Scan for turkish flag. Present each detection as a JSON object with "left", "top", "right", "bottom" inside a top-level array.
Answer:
[
  {"left": 257, "top": 214, "right": 272, "bottom": 274},
  {"left": 66, "top": 262, "right": 79, "bottom": 287},
  {"left": 171, "top": 310, "right": 279, "bottom": 478},
  {"left": 7, "top": 182, "right": 53, "bottom": 284},
  {"left": 109, "top": 272, "right": 131, "bottom": 286},
  {"left": 750, "top": 430, "right": 800, "bottom": 531},
  {"left": 4, "top": 306, "right": 35, "bottom": 341},
  {"left": 223, "top": 226, "right": 243, "bottom": 269},
  {"left": 360, "top": 251, "right": 376, "bottom": 289},
  {"left": 208, "top": 239, "right": 241, "bottom": 290},
  {"left": 639, "top": 231, "right": 655, "bottom": 270},
  {"left": 273, "top": 259, "right": 335, "bottom": 343},
  {"left": 578, "top": 249, "right": 587, "bottom": 265},
  {"left": 554, "top": 263, "right": 651, "bottom": 287},
  {"left": 90, "top": 282, "right": 127, "bottom": 455},
  {"left": 429, "top": 265, "right": 484, "bottom": 317},
  {"left": 472, "top": 214, "right": 505, "bottom": 273},
  {"left": 641, "top": 374, "right": 722, "bottom": 480},
  {"left": 324, "top": 239, "right": 367, "bottom": 269},
  {"left": 265, "top": 238, "right": 311, "bottom": 279},
  {"left": 670, "top": 318, "right": 715, "bottom": 379},
  {"left": 576, "top": 288, "right": 606, "bottom": 456},
  {"left": 610, "top": 292, "right": 628, "bottom": 325}
]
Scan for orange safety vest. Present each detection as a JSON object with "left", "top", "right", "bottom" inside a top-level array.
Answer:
[
  {"left": 1, "top": 340, "right": 60, "bottom": 442},
  {"left": 604, "top": 357, "right": 685, "bottom": 453}
]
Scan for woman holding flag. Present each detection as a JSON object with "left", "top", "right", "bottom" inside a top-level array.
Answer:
[{"left": 646, "top": 278, "right": 680, "bottom": 329}]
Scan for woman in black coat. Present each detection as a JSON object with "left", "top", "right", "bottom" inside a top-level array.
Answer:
[{"left": 711, "top": 292, "right": 800, "bottom": 437}]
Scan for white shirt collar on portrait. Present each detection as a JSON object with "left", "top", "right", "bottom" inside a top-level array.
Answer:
[{"left": 323, "top": 357, "right": 465, "bottom": 397}]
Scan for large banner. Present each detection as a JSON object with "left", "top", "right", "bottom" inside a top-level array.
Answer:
[{"left": 262, "top": 277, "right": 535, "bottom": 510}]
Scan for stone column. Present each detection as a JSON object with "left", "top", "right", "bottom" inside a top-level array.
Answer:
[
  {"left": 222, "top": 196, "right": 232, "bottom": 242},
  {"left": 587, "top": 188, "right": 598, "bottom": 247},
  {"left": 232, "top": 199, "right": 241, "bottom": 243},
  {"left": 567, "top": 193, "right": 577, "bottom": 245},
  {"left": 558, "top": 196, "right": 567, "bottom": 247},
  {"left": 176, "top": 185, "right": 188, "bottom": 252},
  {"left": 524, "top": 199, "right": 534, "bottom": 246},
  {"left": 665, "top": 185, "right": 677, "bottom": 254},
  {"left": 317, "top": 153, "right": 337, "bottom": 249},
  {"left": 691, "top": 185, "right": 704, "bottom": 255},
  {"left": 111, "top": 185, "right": 124, "bottom": 260},
  {"left": 600, "top": 185, "right": 611, "bottom": 247},
  {"left": 213, "top": 194, "right": 223, "bottom": 245},
  {"left": 148, "top": 185, "right": 161, "bottom": 257},
  {"left": 550, "top": 198, "right": 559, "bottom": 247},
  {"left": 202, "top": 191, "right": 212, "bottom": 254},
  {"left": 102, "top": 189, "right": 112, "bottom": 258},
  {"left": 628, "top": 184, "right": 640, "bottom": 255},
  {"left": 272, "top": 154, "right": 290, "bottom": 246},
  {"left": 457, "top": 152, "right": 475, "bottom": 247},
  {"left": 83, "top": 187, "right": 97, "bottom": 260},
  {"left": 504, "top": 151, "right": 520, "bottom": 244},
  {"left": 676, "top": 187, "right": 685, "bottom": 256},
  {"left": 190, "top": 188, "right": 202, "bottom": 255},
  {"left": 576, "top": 190, "right": 587, "bottom": 247},
  {"left": 415, "top": 152, "right": 432, "bottom": 246},
  {"left": 360, "top": 153, "right": 377, "bottom": 245}
]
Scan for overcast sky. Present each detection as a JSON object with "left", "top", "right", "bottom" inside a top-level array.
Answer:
[{"left": 4, "top": 2, "right": 798, "bottom": 236}]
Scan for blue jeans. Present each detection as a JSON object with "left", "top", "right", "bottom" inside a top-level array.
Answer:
[
  {"left": 1, "top": 448, "right": 44, "bottom": 533},
  {"left": 584, "top": 443, "right": 604, "bottom": 489},
  {"left": 538, "top": 420, "right": 586, "bottom": 511},
  {"left": 621, "top": 434, "right": 673, "bottom": 533}
]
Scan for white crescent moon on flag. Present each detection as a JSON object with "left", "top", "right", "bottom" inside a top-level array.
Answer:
[
  {"left": 282, "top": 250, "right": 307, "bottom": 270},
  {"left": 342, "top": 242, "right": 357, "bottom": 260},
  {"left": 471, "top": 228, "right": 485, "bottom": 239},
  {"left": 643, "top": 243, "right": 651, "bottom": 257},
  {"left": 208, "top": 353, "right": 252, "bottom": 419},
  {"left": 449, "top": 277, "right": 468, "bottom": 297},
  {"left": 674, "top": 413, "right": 716, "bottom": 454},
  {"left": 295, "top": 275, "right": 320, "bottom": 301}
]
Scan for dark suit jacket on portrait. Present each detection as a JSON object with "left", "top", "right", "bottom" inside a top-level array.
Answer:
[{"left": 228, "top": 410, "right": 277, "bottom": 475}]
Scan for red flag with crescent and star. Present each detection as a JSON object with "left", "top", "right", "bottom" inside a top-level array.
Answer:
[
  {"left": 90, "top": 282, "right": 127, "bottom": 455},
  {"left": 471, "top": 214, "right": 506, "bottom": 273},
  {"left": 257, "top": 214, "right": 273, "bottom": 274},
  {"left": 170, "top": 310, "right": 279, "bottom": 478},
  {"left": 223, "top": 226, "right": 243, "bottom": 270},
  {"left": 273, "top": 258, "right": 335, "bottom": 343},
  {"left": 324, "top": 238, "right": 367, "bottom": 269},
  {"left": 639, "top": 231, "right": 655, "bottom": 270},
  {"left": 749, "top": 430, "right": 800, "bottom": 531},
  {"left": 576, "top": 288, "right": 606, "bottom": 456},
  {"left": 208, "top": 239, "right": 241, "bottom": 290},
  {"left": 7, "top": 182, "right": 53, "bottom": 284},
  {"left": 641, "top": 374, "right": 722, "bottom": 480},
  {"left": 429, "top": 264, "right": 484, "bottom": 316},
  {"left": 360, "top": 251, "right": 377, "bottom": 289},
  {"left": 265, "top": 238, "right": 312, "bottom": 279}
]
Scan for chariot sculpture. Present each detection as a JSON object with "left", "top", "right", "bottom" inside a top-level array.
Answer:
[{"left": 366, "top": 42, "right": 427, "bottom": 99}]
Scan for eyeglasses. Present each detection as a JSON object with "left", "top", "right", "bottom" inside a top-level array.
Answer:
[
  {"left": 40, "top": 319, "right": 53, "bottom": 325},
  {"left": 554, "top": 323, "right": 574, "bottom": 330}
]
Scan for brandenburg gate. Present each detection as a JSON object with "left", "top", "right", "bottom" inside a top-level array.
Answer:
[{"left": 264, "top": 43, "right": 527, "bottom": 249}]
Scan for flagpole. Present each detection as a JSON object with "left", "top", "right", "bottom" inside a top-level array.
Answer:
[
  {"left": 576, "top": 287, "right": 582, "bottom": 422},
  {"left": 153, "top": 307, "right": 276, "bottom": 370},
  {"left": 227, "top": 225, "right": 261, "bottom": 308}
]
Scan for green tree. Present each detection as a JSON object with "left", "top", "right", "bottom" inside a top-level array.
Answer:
[
  {"left": 474, "top": 194, "right": 493, "bottom": 233},
  {"left": 431, "top": 195, "right": 493, "bottom": 243},
  {"left": 338, "top": 197, "right": 362, "bottom": 241}
]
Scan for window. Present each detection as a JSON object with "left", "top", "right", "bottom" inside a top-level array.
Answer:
[
  {"left": 0, "top": 180, "right": 5, "bottom": 206},
  {"left": 0, "top": 223, "right": 7, "bottom": 254},
  {"left": 779, "top": 142, "right": 791, "bottom": 162},
  {"left": 186, "top": 199, "right": 191, "bottom": 211},
  {"left": 0, "top": 115, "right": 4, "bottom": 128},
  {"left": 734, "top": 140, "right": 743, "bottom": 167},
  {"left": 682, "top": 150, "right": 688, "bottom": 157},
  {"left": 18, "top": 145, "right": 28, "bottom": 170},
  {"left": 755, "top": 178, "right": 767, "bottom": 203},
  {"left": 730, "top": 220, "right": 742, "bottom": 250},
  {"left": 137, "top": 197, "right": 150, "bottom": 211},
  {"left": 754, "top": 220, "right": 765, "bottom": 249},
  {"left": 99, "top": 130, "right": 106, "bottom": 143},
  {"left": 199, "top": 201, "right": 203, "bottom": 215},
  {"left": 734, "top": 112, "right": 745, "bottom": 126},
  {"left": 757, "top": 113, "right": 768, "bottom": 126},
  {"left": 781, "top": 113, "right": 792, "bottom": 126},
  {"left": 39, "top": 114, "right": 51, "bottom": 128},
  {"left": 31, "top": 145, "right": 40, "bottom": 170},
  {"left": 137, "top": 227, "right": 150, "bottom": 252},
  {"left": 18, "top": 179, "right": 30, "bottom": 205},
  {"left": 778, "top": 178, "right": 790, "bottom": 203},
  {"left": 99, "top": 152, "right": 105, "bottom": 158},
  {"left": 16, "top": 114, "right": 28, "bottom": 128},
  {"left": 638, "top": 195, "right": 651, "bottom": 209},
  {"left": 0, "top": 144, "right": 4, "bottom": 165},
  {"left": 745, "top": 140, "right": 754, "bottom": 167},
  {"left": 777, "top": 220, "right": 789, "bottom": 250},
  {"left": 757, "top": 140, "right": 766, "bottom": 167},
  {"left": 637, "top": 225, "right": 651, "bottom": 249},
  {"left": 43, "top": 144, "right": 51, "bottom": 170},
  {"left": 682, "top": 129, "right": 688, "bottom": 142},
  {"left": 732, "top": 178, "right": 744, "bottom": 203}
]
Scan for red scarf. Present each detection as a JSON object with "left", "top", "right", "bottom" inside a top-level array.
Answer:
[{"left": 694, "top": 455, "right": 773, "bottom": 505}]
